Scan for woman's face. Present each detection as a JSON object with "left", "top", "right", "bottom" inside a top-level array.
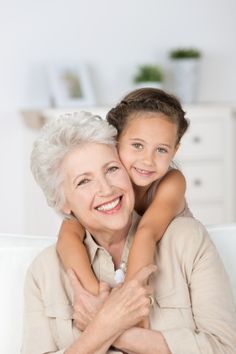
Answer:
[{"left": 61, "top": 143, "right": 135, "bottom": 237}]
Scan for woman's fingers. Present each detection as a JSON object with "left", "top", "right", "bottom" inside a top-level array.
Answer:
[
  {"left": 132, "top": 264, "right": 157, "bottom": 285},
  {"left": 73, "top": 312, "right": 87, "bottom": 331},
  {"left": 99, "top": 281, "right": 110, "bottom": 294},
  {"left": 69, "top": 265, "right": 156, "bottom": 334},
  {"left": 99, "top": 271, "right": 155, "bottom": 331}
]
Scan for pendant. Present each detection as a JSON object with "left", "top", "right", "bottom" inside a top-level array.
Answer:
[
  {"left": 114, "top": 268, "right": 125, "bottom": 284},
  {"left": 114, "top": 262, "right": 126, "bottom": 284}
]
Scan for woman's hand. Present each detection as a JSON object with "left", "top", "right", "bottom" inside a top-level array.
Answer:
[
  {"left": 68, "top": 269, "right": 110, "bottom": 331},
  {"left": 96, "top": 264, "right": 156, "bottom": 336}
]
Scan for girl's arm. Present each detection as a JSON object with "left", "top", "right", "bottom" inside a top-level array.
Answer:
[
  {"left": 125, "top": 169, "right": 186, "bottom": 281},
  {"left": 57, "top": 218, "right": 99, "bottom": 295}
]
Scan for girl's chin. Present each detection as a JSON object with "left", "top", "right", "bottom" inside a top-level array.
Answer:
[{"left": 132, "top": 178, "right": 154, "bottom": 188}]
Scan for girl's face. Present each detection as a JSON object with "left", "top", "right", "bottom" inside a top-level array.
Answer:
[{"left": 118, "top": 112, "right": 179, "bottom": 188}]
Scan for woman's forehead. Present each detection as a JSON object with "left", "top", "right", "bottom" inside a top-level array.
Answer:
[{"left": 62, "top": 143, "right": 120, "bottom": 174}]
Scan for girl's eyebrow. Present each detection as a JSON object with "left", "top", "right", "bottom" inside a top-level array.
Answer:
[
  {"left": 130, "top": 137, "right": 171, "bottom": 148},
  {"left": 157, "top": 143, "right": 172, "bottom": 148},
  {"left": 130, "top": 138, "right": 145, "bottom": 142}
]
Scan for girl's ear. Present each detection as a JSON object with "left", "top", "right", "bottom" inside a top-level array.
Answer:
[{"left": 174, "top": 143, "right": 180, "bottom": 154}]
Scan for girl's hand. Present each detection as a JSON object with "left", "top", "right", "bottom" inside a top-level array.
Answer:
[{"left": 68, "top": 269, "right": 110, "bottom": 331}]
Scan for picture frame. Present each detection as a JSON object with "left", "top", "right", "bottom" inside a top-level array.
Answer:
[{"left": 48, "top": 63, "right": 95, "bottom": 108}]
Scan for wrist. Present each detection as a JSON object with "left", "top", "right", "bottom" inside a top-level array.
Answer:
[
  {"left": 113, "top": 328, "right": 171, "bottom": 354},
  {"left": 95, "top": 308, "right": 123, "bottom": 340},
  {"left": 113, "top": 327, "right": 139, "bottom": 351},
  {"left": 74, "top": 316, "right": 121, "bottom": 354}
]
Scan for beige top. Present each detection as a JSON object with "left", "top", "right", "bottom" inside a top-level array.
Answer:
[{"left": 21, "top": 216, "right": 236, "bottom": 354}]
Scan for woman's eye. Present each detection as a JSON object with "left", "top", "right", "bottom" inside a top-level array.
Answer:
[
  {"left": 132, "top": 143, "right": 143, "bottom": 150},
  {"left": 157, "top": 147, "right": 168, "bottom": 154},
  {"left": 107, "top": 166, "right": 119, "bottom": 173},
  {"left": 77, "top": 178, "right": 90, "bottom": 186}
]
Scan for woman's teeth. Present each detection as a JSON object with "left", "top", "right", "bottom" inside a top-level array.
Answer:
[{"left": 96, "top": 197, "right": 120, "bottom": 211}]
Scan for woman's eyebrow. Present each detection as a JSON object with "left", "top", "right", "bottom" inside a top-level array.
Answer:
[
  {"left": 102, "top": 160, "right": 120, "bottom": 168},
  {"left": 72, "top": 160, "right": 120, "bottom": 185}
]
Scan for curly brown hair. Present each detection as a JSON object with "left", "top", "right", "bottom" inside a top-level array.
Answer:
[{"left": 106, "top": 88, "right": 189, "bottom": 145}]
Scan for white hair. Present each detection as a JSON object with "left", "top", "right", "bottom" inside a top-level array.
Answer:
[{"left": 31, "top": 111, "right": 117, "bottom": 215}]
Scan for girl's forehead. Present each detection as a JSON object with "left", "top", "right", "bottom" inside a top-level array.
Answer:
[
  {"left": 129, "top": 110, "right": 171, "bottom": 122},
  {"left": 118, "top": 113, "right": 178, "bottom": 145},
  {"left": 124, "top": 111, "right": 173, "bottom": 130}
]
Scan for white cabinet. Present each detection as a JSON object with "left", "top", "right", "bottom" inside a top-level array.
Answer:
[
  {"left": 41, "top": 104, "right": 236, "bottom": 226},
  {"left": 176, "top": 105, "right": 236, "bottom": 225}
]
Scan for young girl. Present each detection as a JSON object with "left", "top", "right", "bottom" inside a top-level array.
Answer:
[{"left": 57, "top": 88, "right": 192, "bottom": 294}]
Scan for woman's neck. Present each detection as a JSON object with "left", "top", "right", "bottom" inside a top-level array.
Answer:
[{"left": 87, "top": 217, "right": 132, "bottom": 268}]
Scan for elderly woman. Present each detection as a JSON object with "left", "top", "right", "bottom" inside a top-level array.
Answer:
[{"left": 22, "top": 112, "right": 236, "bottom": 354}]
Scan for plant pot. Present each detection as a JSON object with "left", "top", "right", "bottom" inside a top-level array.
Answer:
[
  {"left": 133, "top": 81, "right": 163, "bottom": 90},
  {"left": 171, "top": 58, "right": 200, "bottom": 103}
]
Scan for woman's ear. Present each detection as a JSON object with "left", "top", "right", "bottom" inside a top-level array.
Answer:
[{"left": 62, "top": 201, "right": 72, "bottom": 216}]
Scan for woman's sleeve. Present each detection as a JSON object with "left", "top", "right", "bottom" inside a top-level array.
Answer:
[
  {"left": 21, "top": 266, "right": 66, "bottom": 354},
  {"left": 21, "top": 264, "right": 123, "bottom": 354},
  {"left": 161, "top": 221, "right": 236, "bottom": 354}
]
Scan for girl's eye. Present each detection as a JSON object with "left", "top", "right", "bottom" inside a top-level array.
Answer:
[
  {"left": 77, "top": 178, "right": 90, "bottom": 186},
  {"left": 107, "top": 166, "right": 119, "bottom": 173},
  {"left": 157, "top": 147, "right": 168, "bottom": 154},
  {"left": 132, "top": 143, "right": 143, "bottom": 150}
]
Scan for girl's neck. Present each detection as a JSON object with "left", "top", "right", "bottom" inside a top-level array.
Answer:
[{"left": 132, "top": 183, "right": 151, "bottom": 216}]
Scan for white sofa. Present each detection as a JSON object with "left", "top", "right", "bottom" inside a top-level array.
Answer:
[{"left": 0, "top": 224, "right": 236, "bottom": 354}]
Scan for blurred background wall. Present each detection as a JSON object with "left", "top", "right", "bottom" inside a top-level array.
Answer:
[
  {"left": 1, "top": 0, "right": 236, "bottom": 110},
  {"left": 1, "top": 0, "right": 236, "bottom": 236}
]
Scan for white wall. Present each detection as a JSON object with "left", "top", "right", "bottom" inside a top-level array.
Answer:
[
  {"left": 0, "top": 0, "right": 236, "bottom": 109},
  {"left": 0, "top": 114, "right": 61, "bottom": 236},
  {"left": 1, "top": 0, "right": 236, "bottom": 235}
]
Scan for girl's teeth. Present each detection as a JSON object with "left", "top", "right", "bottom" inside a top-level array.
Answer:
[
  {"left": 136, "top": 168, "right": 149, "bottom": 174},
  {"left": 97, "top": 197, "right": 120, "bottom": 211}
]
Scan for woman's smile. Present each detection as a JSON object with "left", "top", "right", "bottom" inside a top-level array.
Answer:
[{"left": 95, "top": 196, "right": 123, "bottom": 214}]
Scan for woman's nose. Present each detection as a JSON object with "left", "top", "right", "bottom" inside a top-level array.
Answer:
[{"left": 97, "top": 177, "right": 113, "bottom": 196}]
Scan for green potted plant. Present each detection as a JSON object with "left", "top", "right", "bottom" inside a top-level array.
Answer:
[
  {"left": 169, "top": 47, "right": 202, "bottom": 103},
  {"left": 169, "top": 48, "right": 201, "bottom": 60},
  {"left": 133, "top": 64, "right": 164, "bottom": 89}
]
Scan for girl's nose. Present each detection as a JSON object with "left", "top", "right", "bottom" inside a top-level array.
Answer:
[{"left": 142, "top": 150, "right": 154, "bottom": 165}]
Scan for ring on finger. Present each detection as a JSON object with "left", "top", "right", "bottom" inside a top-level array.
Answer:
[{"left": 148, "top": 295, "right": 154, "bottom": 306}]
